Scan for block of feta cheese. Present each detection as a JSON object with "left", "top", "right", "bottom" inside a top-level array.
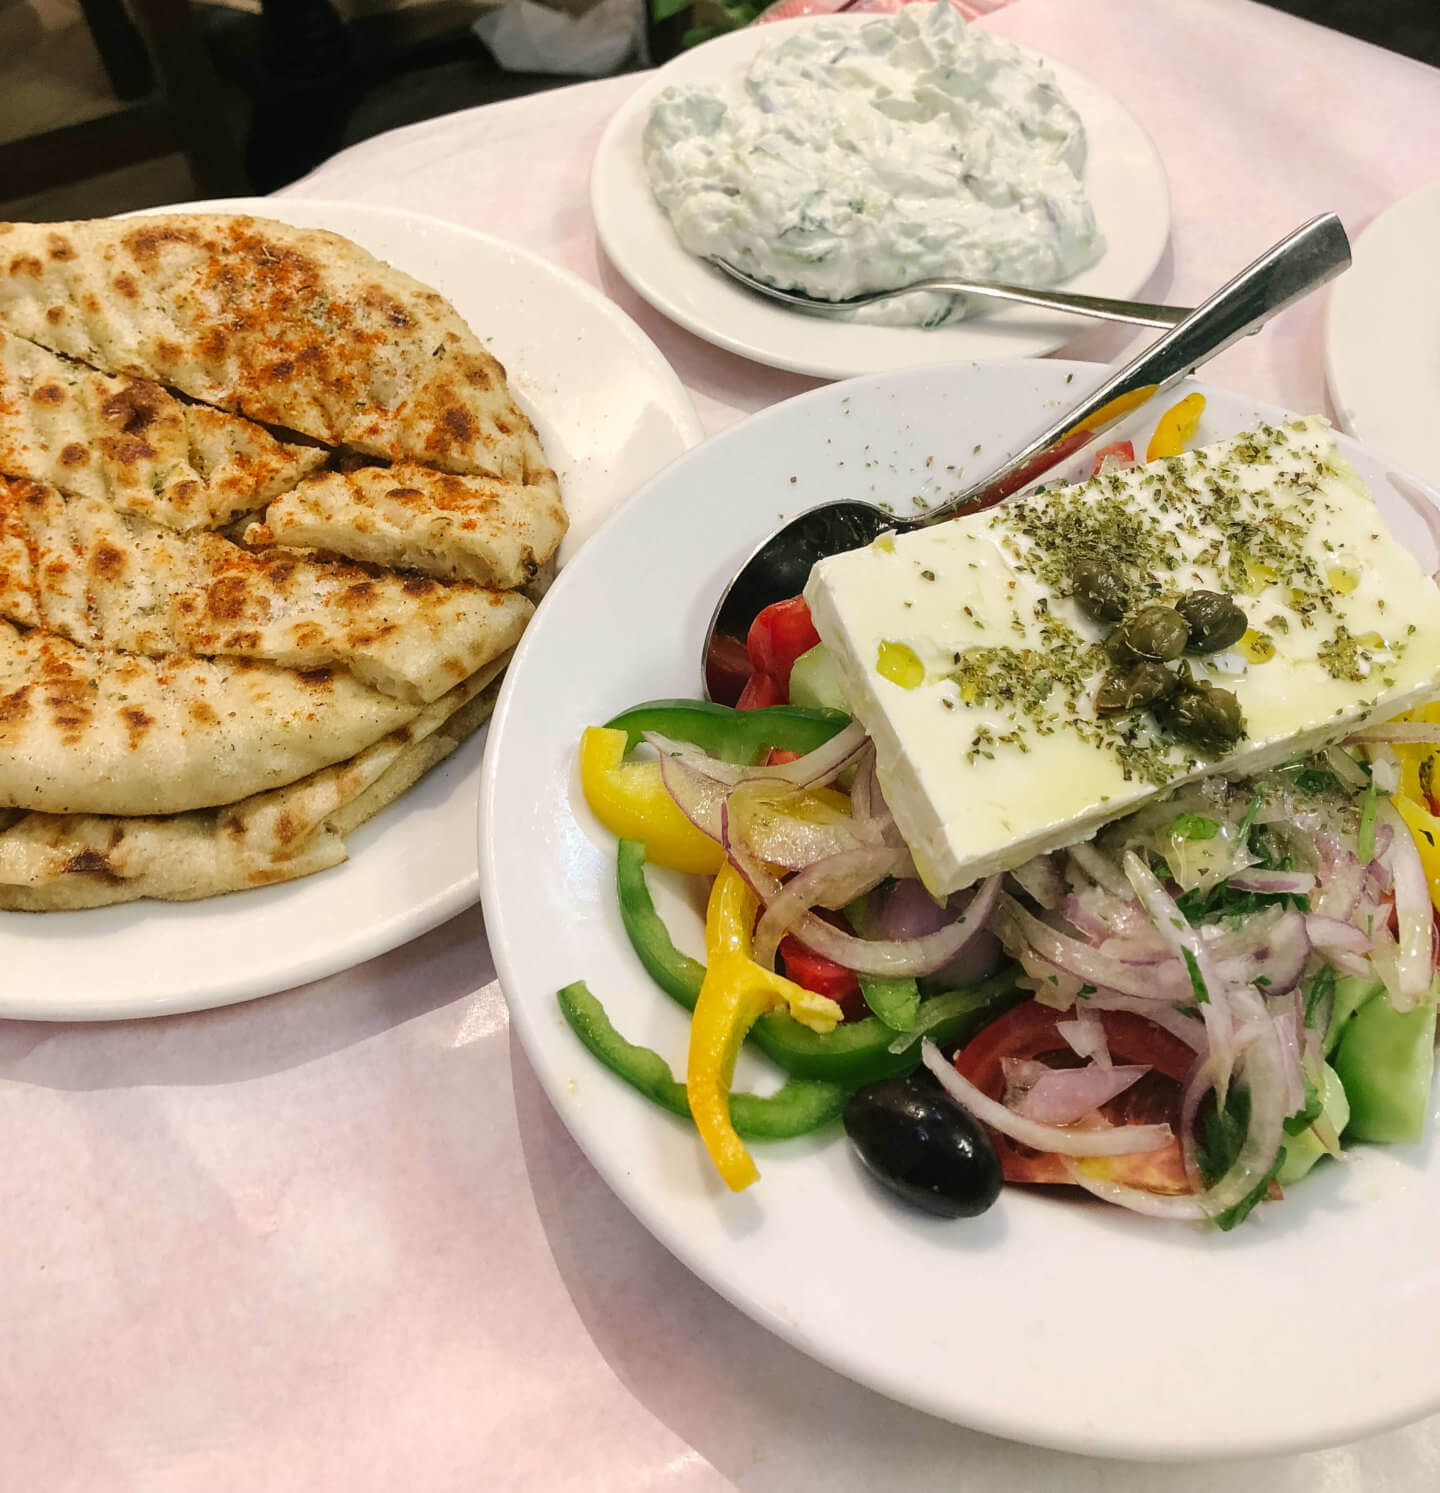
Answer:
[{"left": 805, "top": 417, "right": 1440, "bottom": 895}]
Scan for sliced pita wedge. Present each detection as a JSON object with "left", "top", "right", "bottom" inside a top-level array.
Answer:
[
  {"left": 0, "top": 476, "right": 533, "bottom": 703},
  {"left": 0, "top": 617, "right": 435, "bottom": 817},
  {"left": 247, "top": 448, "right": 567, "bottom": 589},
  {"left": 0, "top": 328, "right": 325, "bottom": 529},
  {"left": 0, "top": 215, "right": 530, "bottom": 479},
  {"left": 0, "top": 656, "right": 507, "bottom": 910}
]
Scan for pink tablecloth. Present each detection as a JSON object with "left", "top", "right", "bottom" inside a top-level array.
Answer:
[{"left": 7, "top": 2, "right": 1440, "bottom": 1487}]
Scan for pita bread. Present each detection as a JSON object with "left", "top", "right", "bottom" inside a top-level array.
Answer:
[
  {"left": 0, "top": 616, "right": 441, "bottom": 816},
  {"left": 0, "top": 212, "right": 568, "bottom": 909},
  {"left": 0, "top": 328, "right": 326, "bottom": 529},
  {"left": 0, "top": 215, "right": 531, "bottom": 479},
  {"left": 0, "top": 657, "right": 507, "bottom": 910},
  {"left": 0, "top": 475, "right": 533, "bottom": 703},
  {"left": 247, "top": 448, "right": 567, "bottom": 588}
]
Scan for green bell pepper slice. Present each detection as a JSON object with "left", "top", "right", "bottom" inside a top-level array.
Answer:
[
  {"left": 603, "top": 699, "right": 851, "bottom": 763},
  {"left": 1333, "top": 992, "right": 1437, "bottom": 1144},
  {"left": 557, "top": 981, "right": 849, "bottom": 1139},
  {"left": 614, "top": 838, "right": 1022, "bottom": 1087}
]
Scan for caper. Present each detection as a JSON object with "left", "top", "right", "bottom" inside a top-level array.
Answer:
[
  {"left": 1071, "top": 557, "right": 1130, "bottom": 624},
  {"left": 1158, "top": 678, "right": 1247, "bottom": 752},
  {"left": 1094, "top": 660, "right": 1180, "bottom": 715},
  {"left": 1176, "top": 590, "right": 1248, "bottom": 653},
  {"left": 1107, "top": 604, "right": 1191, "bottom": 664}
]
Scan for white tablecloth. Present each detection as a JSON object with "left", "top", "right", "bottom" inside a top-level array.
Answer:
[{"left": 7, "top": 1, "right": 1440, "bottom": 1487}]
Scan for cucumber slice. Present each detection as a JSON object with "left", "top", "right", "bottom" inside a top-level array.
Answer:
[{"left": 789, "top": 642, "right": 849, "bottom": 713}]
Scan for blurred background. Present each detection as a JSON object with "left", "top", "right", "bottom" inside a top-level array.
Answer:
[{"left": 2, "top": 0, "right": 1436, "bottom": 223}]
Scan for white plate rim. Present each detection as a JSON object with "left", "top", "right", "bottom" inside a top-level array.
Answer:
[
  {"left": 590, "top": 15, "right": 1173, "bottom": 379},
  {"left": 479, "top": 358, "right": 1440, "bottom": 1461},
  {"left": 0, "top": 197, "right": 702, "bottom": 1021},
  {"left": 1324, "top": 180, "right": 1440, "bottom": 489}
]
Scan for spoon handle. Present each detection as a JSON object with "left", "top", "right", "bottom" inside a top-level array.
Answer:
[
  {"left": 914, "top": 281, "right": 1190, "bottom": 328},
  {"left": 920, "top": 213, "right": 1352, "bottom": 522}
]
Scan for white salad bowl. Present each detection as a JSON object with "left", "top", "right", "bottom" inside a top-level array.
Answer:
[{"left": 478, "top": 360, "right": 1440, "bottom": 1461}]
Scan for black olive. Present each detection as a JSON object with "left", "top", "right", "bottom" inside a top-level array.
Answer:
[
  {"left": 843, "top": 1069, "right": 1002, "bottom": 1219},
  {"left": 1175, "top": 590, "right": 1248, "bottom": 653},
  {"left": 1071, "top": 557, "right": 1130, "bottom": 624},
  {"left": 1106, "top": 604, "right": 1191, "bottom": 664},
  {"left": 1094, "top": 660, "right": 1180, "bottom": 715}
]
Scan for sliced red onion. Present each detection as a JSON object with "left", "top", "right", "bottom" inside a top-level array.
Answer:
[
  {"left": 1064, "top": 1013, "right": 1289, "bottom": 1222},
  {"left": 656, "top": 748, "right": 730, "bottom": 843},
  {"left": 1271, "top": 1006, "right": 1305, "bottom": 1118},
  {"left": 723, "top": 803, "right": 1004, "bottom": 978},
  {"left": 1084, "top": 993, "right": 1208, "bottom": 1050},
  {"left": 1305, "top": 914, "right": 1370, "bottom": 954},
  {"left": 749, "top": 719, "right": 868, "bottom": 787},
  {"left": 1377, "top": 800, "right": 1434, "bottom": 1010},
  {"left": 994, "top": 893, "right": 1189, "bottom": 1001},
  {"left": 1014, "top": 950, "right": 1093, "bottom": 1011},
  {"left": 1312, "top": 840, "right": 1366, "bottom": 922},
  {"left": 1006, "top": 1061, "right": 1152, "bottom": 1126},
  {"left": 1009, "top": 854, "right": 1064, "bottom": 910},
  {"left": 1227, "top": 869, "right": 1316, "bottom": 895},
  {"left": 870, "top": 877, "right": 949, "bottom": 940},
  {"left": 1123, "top": 850, "right": 1237, "bottom": 1099},
  {"left": 1328, "top": 949, "right": 1373, "bottom": 978},
  {"left": 1345, "top": 723, "right": 1440, "bottom": 745},
  {"left": 921, "top": 1041, "right": 1172, "bottom": 1157},
  {"left": 849, "top": 744, "right": 876, "bottom": 822},
  {"left": 1057, "top": 1008, "right": 1112, "bottom": 1068},
  {"left": 1373, "top": 751, "right": 1404, "bottom": 798},
  {"left": 1097, "top": 933, "right": 1180, "bottom": 965},
  {"left": 1178, "top": 1052, "right": 1214, "bottom": 1194},
  {"left": 849, "top": 747, "right": 907, "bottom": 850},
  {"left": 1210, "top": 906, "right": 1310, "bottom": 996},
  {"left": 1059, "top": 1163, "right": 1213, "bottom": 1220},
  {"left": 645, "top": 732, "right": 746, "bottom": 785},
  {"left": 1323, "top": 745, "right": 1372, "bottom": 790},
  {"left": 1069, "top": 841, "right": 1132, "bottom": 898},
  {"left": 727, "top": 780, "right": 887, "bottom": 872},
  {"left": 646, "top": 720, "right": 868, "bottom": 793},
  {"left": 752, "top": 846, "right": 911, "bottom": 970}
]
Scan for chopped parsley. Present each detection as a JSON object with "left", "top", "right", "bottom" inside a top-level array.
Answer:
[{"left": 1304, "top": 963, "right": 1336, "bottom": 1029}]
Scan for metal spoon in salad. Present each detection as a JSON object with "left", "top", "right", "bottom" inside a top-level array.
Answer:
[{"left": 701, "top": 213, "right": 1352, "bottom": 702}]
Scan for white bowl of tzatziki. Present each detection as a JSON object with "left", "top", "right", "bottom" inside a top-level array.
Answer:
[
  {"left": 590, "top": 8, "right": 1170, "bottom": 377},
  {"left": 642, "top": 3, "right": 1102, "bottom": 328}
]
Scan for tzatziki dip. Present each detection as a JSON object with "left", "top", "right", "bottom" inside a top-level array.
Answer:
[{"left": 642, "top": 3, "right": 1103, "bottom": 327}]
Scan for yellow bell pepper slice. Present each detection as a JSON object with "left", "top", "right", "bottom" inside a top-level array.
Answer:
[
  {"left": 687, "top": 864, "right": 842, "bottom": 1191},
  {"left": 579, "top": 726, "right": 724, "bottom": 876},
  {"left": 1146, "top": 392, "right": 1207, "bottom": 462}
]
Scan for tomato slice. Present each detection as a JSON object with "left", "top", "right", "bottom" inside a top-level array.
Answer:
[
  {"left": 951, "top": 1002, "right": 1195, "bottom": 1192},
  {"left": 746, "top": 597, "right": 820, "bottom": 690},
  {"left": 778, "top": 934, "right": 866, "bottom": 1020},
  {"left": 735, "top": 670, "right": 786, "bottom": 710},
  {"left": 1090, "top": 439, "right": 1135, "bottom": 475}
]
